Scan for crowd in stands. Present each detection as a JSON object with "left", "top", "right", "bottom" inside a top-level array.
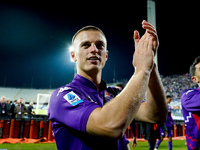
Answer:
[
  {"left": 0, "top": 96, "right": 35, "bottom": 119},
  {"left": 0, "top": 73, "right": 197, "bottom": 119},
  {"left": 161, "top": 73, "right": 198, "bottom": 101}
]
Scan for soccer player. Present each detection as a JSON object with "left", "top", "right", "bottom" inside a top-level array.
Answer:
[
  {"left": 48, "top": 20, "right": 167, "bottom": 150},
  {"left": 155, "top": 95, "right": 174, "bottom": 150},
  {"left": 181, "top": 56, "right": 200, "bottom": 150}
]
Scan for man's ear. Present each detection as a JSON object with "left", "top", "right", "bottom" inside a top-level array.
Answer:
[
  {"left": 191, "top": 76, "right": 199, "bottom": 84},
  {"left": 70, "top": 51, "right": 77, "bottom": 62},
  {"left": 105, "top": 50, "right": 108, "bottom": 61}
]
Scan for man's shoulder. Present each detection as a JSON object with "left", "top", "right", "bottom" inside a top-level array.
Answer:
[
  {"left": 50, "top": 83, "right": 87, "bottom": 104},
  {"left": 52, "top": 85, "right": 72, "bottom": 97},
  {"left": 181, "top": 88, "right": 200, "bottom": 109},
  {"left": 181, "top": 88, "right": 199, "bottom": 100},
  {"left": 53, "top": 80, "right": 82, "bottom": 95}
]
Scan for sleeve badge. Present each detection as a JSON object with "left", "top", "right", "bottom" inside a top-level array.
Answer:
[{"left": 63, "top": 91, "right": 83, "bottom": 106}]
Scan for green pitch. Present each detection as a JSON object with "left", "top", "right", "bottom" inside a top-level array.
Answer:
[
  {"left": 0, "top": 140, "right": 187, "bottom": 150},
  {"left": 0, "top": 143, "right": 57, "bottom": 150},
  {"left": 129, "top": 139, "right": 187, "bottom": 150},
  {"left": 33, "top": 109, "right": 47, "bottom": 115}
]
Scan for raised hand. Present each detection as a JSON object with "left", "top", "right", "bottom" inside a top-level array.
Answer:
[
  {"left": 142, "top": 20, "right": 159, "bottom": 55},
  {"left": 133, "top": 20, "right": 159, "bottom": 73}
]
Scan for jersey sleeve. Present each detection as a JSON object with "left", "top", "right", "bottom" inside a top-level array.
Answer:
[
  {"left": 48, "top": 86, "right": 100, "bottom": 132},
  {"left": 181, "top": 89, "right": 200, "bottom": 112}
]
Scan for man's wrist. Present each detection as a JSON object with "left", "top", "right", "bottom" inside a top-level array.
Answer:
[{"left": 134, "top": 69, "right": 151, "bottom": 77}]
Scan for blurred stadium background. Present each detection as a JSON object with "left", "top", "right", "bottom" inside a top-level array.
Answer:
[
  {"left": 0, "top": 73, "right": 192, "bottom": 150},
  {"left": 0, "top": 0, "right": 197, "bottom": 149},
  {"left": 0, "top": 73, "right": 196, "bottom": 141},
  {"left": 1, "top": 73, "right": 197, "bottom": 116}
]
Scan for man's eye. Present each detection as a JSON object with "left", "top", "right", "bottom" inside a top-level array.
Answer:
[
  {"left": 96, "top": 44, "right": 104, "bottom": 50},
  {"left": 82, "top": 43, "right": 90, "bottom": 48}
]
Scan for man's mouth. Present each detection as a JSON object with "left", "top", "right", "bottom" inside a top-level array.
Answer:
[
  {"left": 88, "top": 56, "right": 99, "bottom": 61},
  {"left": 88, "top": 58, "right": 99, "bottom": 60}
]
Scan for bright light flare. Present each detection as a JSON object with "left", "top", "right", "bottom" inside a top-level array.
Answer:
[
  {"left": 69, "top": 45, "right": 74, "bottom": 52},
  {"left": 68, "top": 45, "right": 74, "bottom": 62}
]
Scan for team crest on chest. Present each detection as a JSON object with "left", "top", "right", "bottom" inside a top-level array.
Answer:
[{"left": 104, "top": 91, "right": 114, "bottom": 100}]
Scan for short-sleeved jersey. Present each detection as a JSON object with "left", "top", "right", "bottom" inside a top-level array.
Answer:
[
  {"left": 48, "top": 74, "right": 129, "bottom": 150},
  {"left": 181, "top": 88, "right": 200, "bottom": 150}
]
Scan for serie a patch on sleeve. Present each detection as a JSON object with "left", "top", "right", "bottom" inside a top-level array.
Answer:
[{"left": 63, "top": 91, "right": 83, "bottom": 106}]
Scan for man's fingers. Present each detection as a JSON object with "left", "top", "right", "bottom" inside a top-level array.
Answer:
[
  {"left": 133, "top": 30, "right": 140, "bottom": 44},
  {"left": 142, "top": 20, "right": 155, "bottom": 29},
  {"left": 146, "top": 30, "right": 157, "bottom": 40},
  {"left": 142, "top": 20, "right": 159, "bottom": 55},
  {"left": 142, "top": 24, "right": 156, "bottom": 33},
  {"left": 142, "top": 20, "right": 157, "bottom": 36},
  {"left": 148, "top": 35, "right": 154, "bottom": 53}
]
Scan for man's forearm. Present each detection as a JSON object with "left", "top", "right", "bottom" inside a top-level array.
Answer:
[
  {"left": 109, "top": 70, "right": 150, "bottom": 127},
  {"left": 86, "top": 70, "right": 151, "bottom": 138},
  {"left": 146, "top": 64, "right": 167, "bottom": 122}
]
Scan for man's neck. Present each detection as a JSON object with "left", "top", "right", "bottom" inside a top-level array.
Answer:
[{"left": 77, "top": 69, "right": 102, "bottom": 91}]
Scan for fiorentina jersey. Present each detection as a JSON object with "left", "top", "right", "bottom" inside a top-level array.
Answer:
[
  {"left": 48, "top": 74, "right": 129, "bottom": 150},
  {"left": 165, "top": 104, "right": 174, "bottom": 127},
  {"left": 181, "top": 88, "right": 200, "bottom": 150}
]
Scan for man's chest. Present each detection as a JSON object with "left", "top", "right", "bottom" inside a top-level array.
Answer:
[{"left": 82, "top": 89, "right": 116, "bottom": 107}]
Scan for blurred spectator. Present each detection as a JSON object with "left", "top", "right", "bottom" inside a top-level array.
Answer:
[
  {"left": 10, "top": 100, "right": 18, "bottom": 118},
  {"left": 27, "top": 101, "right": 35, "bottom": 118},
  {"left": 0, "top": 96, "right": 9, "bottom": 118},
  {"left": 6, "top": 99, "right": 11, "bottom": 116},
  {"left": 14, "top": 98, "right": 27, "bottom": 118}
]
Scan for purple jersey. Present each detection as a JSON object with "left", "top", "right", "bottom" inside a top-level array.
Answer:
[
  {"left": 165, "top": 105, "right": 174, "bottom": 127},
  {"left": 181, "top": 88, "right": 200, "bottom": 150},
  {"left": 48, "top": 74, "right": 129, "bottom": 150}
]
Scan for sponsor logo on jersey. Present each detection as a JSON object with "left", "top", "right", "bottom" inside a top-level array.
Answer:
[
  {"left": 104, "top": 91, "right": 114, "bottom": 101},
  {"left": 186, "top": 90, "right": 194, "bottom": 95},
  {"left": 57, "top": 86, "right": 71, "bottom": 96},
  {"left": 63, "top": 91, "right": 83, "bottom": 106}
]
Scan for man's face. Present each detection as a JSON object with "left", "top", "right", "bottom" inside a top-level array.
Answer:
[
  {"left": 166, "top": 97, "right": 172, "bottom": 104},
  {"left": 19, "top": 98, "right": 23, "bottom": 103},
  {"left": 71, "top": 31, "right": 108, "bottom": 74},
  {"left": 1, "top": 97, "right": 5, "bottom": 103},
  {"left": 192, "top": 62, "right": 200, "bottom": 84}
]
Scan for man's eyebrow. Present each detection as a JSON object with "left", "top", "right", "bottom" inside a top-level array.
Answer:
[
  {"left": 80, "top": 41, "right": 90, "bottom": 46},
  {"left": 95, "top": 40, "right": 105, "bottom": 44},
  {"left": 80, "top": 40, "right": 106, "bottom": 46}
]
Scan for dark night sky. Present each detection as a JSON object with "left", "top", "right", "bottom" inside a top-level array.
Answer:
[{"left": 0, "top": 1, "right": 198, "bottom": 89}]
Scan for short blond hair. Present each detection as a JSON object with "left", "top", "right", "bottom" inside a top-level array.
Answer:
[{"left": 72, "top": 25, "right": 106, "bottom": 44}]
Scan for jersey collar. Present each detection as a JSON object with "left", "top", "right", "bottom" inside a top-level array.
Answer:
[{"left": 72, "top": 74, "right": 107, "bottom": 93}]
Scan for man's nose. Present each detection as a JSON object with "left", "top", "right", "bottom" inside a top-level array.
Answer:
[{"left": 90, "top": 43, "right": 98, "bottom": 53}]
